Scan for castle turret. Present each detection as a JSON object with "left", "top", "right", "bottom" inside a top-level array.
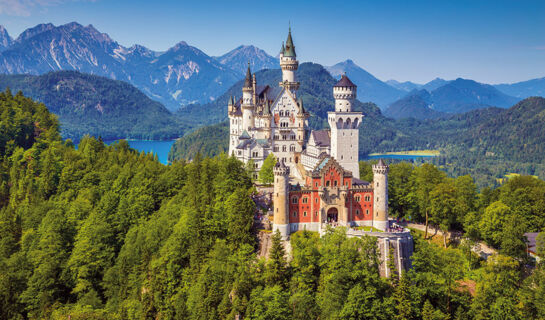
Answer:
[
  {"left": 279, "top": 27, "right": 300, "bottom": 93},
  {"left": 328, "top": 74, "right": 363, "bottom": 178},
  {"left": 296, "top": 98, "right": 307, "bottom": 146},
  {"left": 372, "top": 159, "right": 389, "bottom": 231},
  {"left": 242, "top": 63, "right": 254, "bottom": 131},
  {"left": 273, "top": 160, "right": 290, "bottom": 239},
  {"left": 333, "top": 74, "right": 357, "bottom": 112}
]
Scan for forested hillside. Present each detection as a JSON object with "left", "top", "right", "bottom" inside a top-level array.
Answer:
[
  {"left": 0, "top": 71, "right": 186, "bottom": 141},
  {"left": 1, "top": 90, "right": 545, "bottom": 319}
]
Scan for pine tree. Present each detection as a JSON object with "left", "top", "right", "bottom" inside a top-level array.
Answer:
[{"left": 265, "top": 230, "right": 288, "bottom": 287}]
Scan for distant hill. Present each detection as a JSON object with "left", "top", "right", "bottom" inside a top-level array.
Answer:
[
  {"left": 385, "top": 78, "right": 520, "bottom": 119},
  {"left": 494, "top": 77, "right": 545, "bottom": 99},
  {"left": 384, "top": 89, "right": 446, "bottom": 119},
  {"left": 459, "top": 96, "right": 545, "bottom": 163},
  {"left": 0, "top": 71, "right": 186, "bottom": 141},
  {"left": 215, "top": 45, "right": 278, "bottom": 76},
  {"left": 421, "top": 78, "right": 449, "bottom": 92},
  {"left": 431, "top": 78, "right": 519, "bottom": 113},
  {"left": 386, "top": 80, "right": 422, "bottom": 92},
  {"left": 326, "top": 59, "right": 405, "bottom": 109},
  {"left": 0, "top": 22, "right": 240, "bottom": 110},
  {"left": 169, "top": 121, "right": 229, "bottom": 161}
]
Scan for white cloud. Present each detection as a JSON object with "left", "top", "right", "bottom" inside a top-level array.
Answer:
[{"left": 0, "top": 0, "right": 92, "bottom": 17}]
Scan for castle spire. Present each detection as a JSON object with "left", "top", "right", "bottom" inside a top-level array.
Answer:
[
  {"left": 284, "top": 27, "right": 296, "bottom": 57},
  {"left": 244, "top": 61, "right": 252, "bottom": 88},
  {"left": 263, "top": 93, "right": 271, "bottom": 114}
]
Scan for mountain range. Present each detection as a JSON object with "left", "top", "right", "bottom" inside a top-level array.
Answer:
[
  {"left": 0, "top": 22, "right": 277, "bottom": 111},
  {"left": 0, "top": 22, "right": 544, "bottom": 119},
  {"left": 384, "top": 79, "right": 521, "bottom": 119},
  {"left": 0, "top": 71, "right": 186, "bottom": 140}
]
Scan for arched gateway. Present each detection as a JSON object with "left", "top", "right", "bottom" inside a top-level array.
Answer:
[{"left": 326, "top": 207, "right": 338, "bottom": 223}]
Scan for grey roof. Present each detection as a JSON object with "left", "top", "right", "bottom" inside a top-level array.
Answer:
[
  {"left": 311, "top": 130, "right": 330, "bottom": 147},
  {"left": 240, "top": 130, "right": 251, "bottom": 139},
  {"left": 334, "top": 74, "right": 356, "bottom": 88},
  {"left": 352, "top": 178, "right": 370, "bottom": 186}
]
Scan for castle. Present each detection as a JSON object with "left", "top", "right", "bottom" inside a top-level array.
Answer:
[{"left": 229, "top": 28, "right": 413, "bottom": 276}]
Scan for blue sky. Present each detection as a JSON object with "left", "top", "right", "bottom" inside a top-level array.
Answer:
[{"left": 0, "top": 0, "right": 544, "bottom": 84}]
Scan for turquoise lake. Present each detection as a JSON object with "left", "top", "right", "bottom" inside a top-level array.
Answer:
[{"left": 103, "top": 140, "right": 175, "bottom": 165}]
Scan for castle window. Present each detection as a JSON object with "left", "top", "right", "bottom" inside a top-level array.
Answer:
[
  {"left": 293, "top": 211, "right": 297, "bottom": 217},
  {"left": 274, "top": 146, "right": 279, "bottom": 152},
  {"left": 280, "top": 111, "right": 284, "bottom": 116},
  {"left": 292, "top": 197, "right": 298, "bottom": 204},
  {"left": 356, "top": 209, "right": 360, "bottom": 215},
  {"left": 366, "top": 209, "right": 370, "bottom": 215},
  {"left": 290, "top": 145, "right": 295, "bottom": 152},
  {"left": 315, "top": 198, "right": 318, "bottom": 203},
  {"left": 334, "top": 181, "right": 338, "bottom": 187},
  {"left": 326, "top": 181, "right": 330, "bottom": 187},
  {"left": 303, "top": 211, "right": 307, "bottom": 217},
  {"left": 274, "top": 135, "right": 279, "bottom": 140},
  {"left": 355, "top": 195, "right": 361, "bottom": 202},
  {"left": 365, "top": 195, "right": 371, "bottom": 202},
  {"left": 286, "top": 111, "right": 290, "bottom": 116},
  {"left": 282, "top": 145, "right": 287, "bottom": 152},
  {"left": 315, "top": 182, "right": 318, "bottom": 187},
  {"left": 302, "top": 197, "right": 308, "bottom": 204}
]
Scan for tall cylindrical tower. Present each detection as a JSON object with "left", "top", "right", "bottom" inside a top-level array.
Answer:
[
  {"left": 242, "top": 63, "right": 254, "bottom": 131},
  {"left": 328, "top": 74, "right": 362, "bottom": 178},
  {"left": 273, "top": 160, "right": 290, "bottom": 239},
  {"left": 372, "top": 159, "right": 389, "bottom": 231}
]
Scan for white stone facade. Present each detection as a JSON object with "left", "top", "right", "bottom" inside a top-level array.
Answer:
[{"left": 229, "top": 28, "right": 363, "bottom": 181}]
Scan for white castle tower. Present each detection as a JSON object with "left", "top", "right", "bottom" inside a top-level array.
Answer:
[
  {"left": 327, "top": 75, "right": 363, "bottom": 178},
  {"left": 241, "top": 64, "right": 255, "bottom": 132},
  {"left": 279, "top": 27, "right": 300, "bottom": 94},
  {"left": 372, "top": 159, "right": 389, "bottom": 231}
]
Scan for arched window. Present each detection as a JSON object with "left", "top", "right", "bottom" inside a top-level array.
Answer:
[
  {"left": 355, "top": 195, "right": 361, "bottom": 202},
  {"left": 293, "top": 211, "right": 297, "bottom": 217},
  {"left": 326, "top": 181, "right": 330, "bottom": 187},
  {"left": 292, "top": 197, "right": 298, "bottom": 204},
  {"left": 279, "top": 111, "right": 284, "bottom": 116},
  {"left": 356, "top": 209, "right": 360, "bottom": 215},
  {"left": 334, "top": 180, "right": 338, "bottom": 187},
  {"left": 303, "top": 211, "right": 307, "bottom": 217},
  {"left": 282, "top": 145, "right": 287, "bottom": 152},
  {"left": 366, "top": 209, "right": 370, "bottom": 215},
  {"left": 302, "top": 197, "right": 308, "bottom": 204},
  {"left": 290, "top": 145, "right": 295, "bottom": 152},
  {"left": 273, "top": 146, "right": 279, "bottom": 152}
]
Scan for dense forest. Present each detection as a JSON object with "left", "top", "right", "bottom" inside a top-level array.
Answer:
[
  {"left": 1, "top": 89, "right": 545, "bottom": 319},
  {"left": 0, "top": 71, "right": 187, "bottom": 141}
]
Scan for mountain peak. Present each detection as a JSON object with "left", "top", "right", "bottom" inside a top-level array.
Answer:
[
  {"left": 215, "top": 45, "right": 278, "bottom": 75},
  {"left": 0, "top": 25, "right": 12, "bottom": 50},
  {"left": 16, "top": 23, "right": 55, "bottom": 42}
]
